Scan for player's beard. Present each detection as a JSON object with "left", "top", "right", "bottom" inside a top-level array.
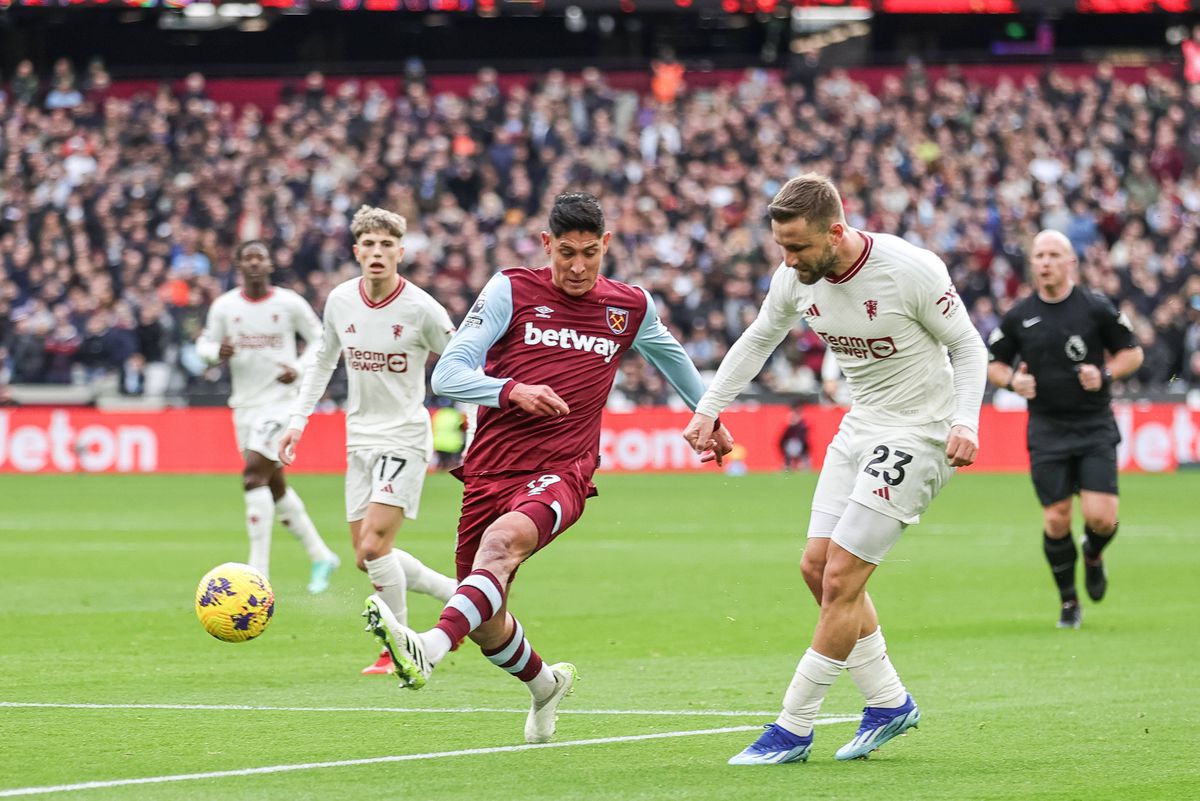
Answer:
[{"left": 793, "top": 246, "right": 839, "bottom": 285}]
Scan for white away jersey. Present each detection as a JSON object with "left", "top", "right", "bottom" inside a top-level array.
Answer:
[
  {"left": 697, "top": 232, "right": 986, "bottom": 429},
  {"left": 196, "top": 287, "right": 323, "bottom": 409},
  {"left": 289, "top": 277, "right": 454, "bottom": 453}
]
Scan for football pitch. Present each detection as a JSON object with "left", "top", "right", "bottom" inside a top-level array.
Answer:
[{"left": 1, "top": 470, "right": 1196, "bottom": 800}]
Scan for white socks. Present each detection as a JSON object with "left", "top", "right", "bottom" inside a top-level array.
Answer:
[
  {"left": 244, "top": 486, "right": 275, "bottom": 577},
  {"left": 526, "top": 663, "right": 558, "bottom": 702},
  {"left": 394, "top": 550, "right": 458, "bottom": 602},
  {"left": 420, "top": 629, "right": 453, "bottom": 666},
  {"left": 777, "top": 648, "right": 846, "bottom": 737},
  {"left": 275, "top": 488, "right": 335, "bottom": 563},
  {"left": 846, "top": 627, "right": 908, "bottom": 708},
  {"left": 365, "top": 551, "right": 408, "bottom": 625}
]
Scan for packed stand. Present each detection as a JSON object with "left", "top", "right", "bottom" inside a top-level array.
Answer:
[{"left": 2, "top": 57, "right": 1200, "bottom": 405}]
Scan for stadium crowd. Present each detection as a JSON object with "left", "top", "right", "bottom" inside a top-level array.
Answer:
[{"left": 2, "top": 56, "right": 1200, "bottom": 405}]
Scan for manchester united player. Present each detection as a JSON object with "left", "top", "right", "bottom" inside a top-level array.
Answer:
[
  {"left": 279, "top": 206, "right": 457, "bottom": 675},
  {"left": 363, "top": 192, "right": 732, "bottom": 744},
  {"left": 684, "top": 174, "right": 986, "bottom": 765},
  {"left": 196, "top": 241, "right": 340, "bottom": 593}
]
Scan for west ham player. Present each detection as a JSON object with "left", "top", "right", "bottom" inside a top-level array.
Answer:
[
  {"left": 196, "top": 241, "right": 340, "bottom": 593},
  {"left": 683, "top": 174, "right": 987, "bottom": 765},
  {"left": 987, "top": 230, "right": 1142, "bottom": 629},
  {"left": 279, "top": 206, "right": 457, "bottom": 675},
  {"left": 363, "top": 192, "right": 732, "bottom": 744}
]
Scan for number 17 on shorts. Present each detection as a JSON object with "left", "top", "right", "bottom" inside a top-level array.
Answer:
[{"left": 344, "top": 449, "right": 428, "bottom": 521}]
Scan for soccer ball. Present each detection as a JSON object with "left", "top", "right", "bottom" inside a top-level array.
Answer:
[{"left": 194, "top": 562, "right": 275, "bottom": 642}]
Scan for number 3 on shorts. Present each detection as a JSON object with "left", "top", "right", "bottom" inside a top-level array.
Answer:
[
  {"left": 378, "top": 455, "right": 407, "bottom": 481},
  {"left": 863, "top": 445, "right": 913, "bottom": 487}
]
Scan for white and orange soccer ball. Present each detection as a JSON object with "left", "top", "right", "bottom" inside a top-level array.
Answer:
[{"left": 194, "top": 562, "right": 275, "bottom": 642}]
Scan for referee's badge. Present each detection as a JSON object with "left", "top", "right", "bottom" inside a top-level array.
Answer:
[{"left": 1065, "top": 335, "right": 1088, "bottom": 362}]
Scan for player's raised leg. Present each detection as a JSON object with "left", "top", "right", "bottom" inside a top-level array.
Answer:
[
  {"left": 366, "top": 506, "right": 575, "bottom": 743},
  {"left": 367, "top": 509, "right": 539, "bottom": 687},
  {"left": 360, "top": 546, "right": 454, "bottom": 675}
]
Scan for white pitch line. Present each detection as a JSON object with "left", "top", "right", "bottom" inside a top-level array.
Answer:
[
  {"left": 0, "top": 720, "right": 859, "bottom": 798},
  {"left": 0, "top": 701, "right": 858, "bottom": 720}
]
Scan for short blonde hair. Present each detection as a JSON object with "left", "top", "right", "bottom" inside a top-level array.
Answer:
[
  {"left": 351, "top": 205, "right": 407, "bottom": 240},
  {"left": 768, "top": 173, "right": 844, "bottom": 226}
]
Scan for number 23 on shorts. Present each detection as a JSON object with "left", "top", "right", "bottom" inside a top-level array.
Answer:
[{"left": 863, "top": 445, "right": 912, "bottom": 487}]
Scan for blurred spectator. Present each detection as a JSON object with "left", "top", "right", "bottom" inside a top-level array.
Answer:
[
  {"left": 11, "top": 318, "right": 49, "bottom": 383},
  {"left": 44, "top": 79, "right": 83, "bottom": 112},
  {"left": 650, "top": 49, "right": 685, "bottom": 106},
  {"left": 779, "top": 403, "right": 811, "bottom": 471},
  {"left": 10, "top": 59, "right": 40, "bottom": 106}
]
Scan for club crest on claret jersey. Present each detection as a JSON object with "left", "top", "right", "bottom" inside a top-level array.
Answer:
[{"left": 606, "top": 307, "right": 629, "bottom": 334}]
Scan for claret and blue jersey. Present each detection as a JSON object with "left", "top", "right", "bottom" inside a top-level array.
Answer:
[{"left": 431, "top": 266, "right": 707, "bottom": 478}]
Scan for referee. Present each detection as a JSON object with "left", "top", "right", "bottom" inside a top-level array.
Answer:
[{"left": 987, "top": 230, "right": 1143, "bottom": 629}]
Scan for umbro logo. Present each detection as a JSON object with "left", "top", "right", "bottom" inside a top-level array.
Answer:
[
  {"left": 345, "top": 324, "right": 356, "bottom": 334},
  {"left": 1022, "top": 317, "right": 1041, "bottom": 328},
  {"left": 534, "top": 306, "right": 555, "bottom": 319},
  {"left": 873, "top": 486, "right": 891, "bottom": 501}
]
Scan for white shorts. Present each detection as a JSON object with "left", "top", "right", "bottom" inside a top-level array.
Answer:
[
  {"left": 807, "top": 504, "right": 905, "bottom": 566},
  {"left": 811, "top": 413, "right": 955, "bottom": 529},
  {"left": 345, "top": 448, "right": 428, "bottom": 522},
  {"left": 233, "top": 405, "right": 290, "bottom": 463}
]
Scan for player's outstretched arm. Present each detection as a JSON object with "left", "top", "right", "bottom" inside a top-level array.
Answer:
[{"left": 693, "top": 265, "right": 803, "bottom": 421}]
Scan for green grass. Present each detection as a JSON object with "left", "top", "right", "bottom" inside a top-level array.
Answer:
[{"left": 1, "top": 471, "right": 1197, "bottom": 800}]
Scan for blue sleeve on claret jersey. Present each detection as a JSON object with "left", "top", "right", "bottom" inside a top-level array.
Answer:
[
  {"left": 431, "top": 273, "right": 515, "bottom": 408},
  {"left": 631, "top": 287, "right": 708, "bottom": 411}
]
